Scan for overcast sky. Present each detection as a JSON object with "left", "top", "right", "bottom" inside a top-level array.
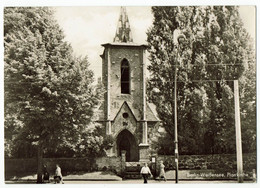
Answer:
[
  {"left": 53, "top": 6, "right": 255, "bottom": 82},
  {"left": 54, "top": 7, "right": 152, "bottom": 81}
]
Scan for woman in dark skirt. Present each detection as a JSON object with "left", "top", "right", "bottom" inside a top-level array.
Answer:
[{"left": 43, "top": 165, "right": 50, "bottom": 183}]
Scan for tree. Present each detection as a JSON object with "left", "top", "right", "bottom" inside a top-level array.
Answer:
[
  {"left": 4, "top": 7, "right": 103, "bottom": 183},
  {"left": 147, "top": 6, "right": 255, "bottom": 155},
  {"left": 239, "top": 50, "right": 256, "bottom": 153}
]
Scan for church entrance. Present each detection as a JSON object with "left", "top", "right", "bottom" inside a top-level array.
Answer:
[{"left": 116, "top": 129, "right": 138, "bottom": 162}]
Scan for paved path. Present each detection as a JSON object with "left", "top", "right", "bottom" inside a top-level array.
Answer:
[
  {"left": 5, "top": 170, "right": 255, "bottom": 184},
  {"left": 5, "top": 179, "right": 253, "bottom": 184}
]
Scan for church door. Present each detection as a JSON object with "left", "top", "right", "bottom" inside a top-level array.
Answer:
[{"left": 116, "top": 129, "right": 138, "bottom": 162}]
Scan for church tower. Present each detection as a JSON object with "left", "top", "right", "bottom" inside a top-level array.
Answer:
[{"left": 99, "top": 7, "right": 159, "bottom": 162}]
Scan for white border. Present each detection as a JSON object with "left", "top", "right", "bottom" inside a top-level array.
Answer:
[{"left": 0, "top": 1, "right": 258, "bottom": 188}]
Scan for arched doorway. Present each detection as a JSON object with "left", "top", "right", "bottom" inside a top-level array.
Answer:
[{"left": 116, "top": 129, "right": 138, "bottom": 161}]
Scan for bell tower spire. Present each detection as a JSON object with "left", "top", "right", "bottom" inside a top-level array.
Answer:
[
  {"left": 114, "top": 7, "right": 133, "bottom": 43},
  {"left": 99, "top": 6, "right": 159, "bottom": 162}
]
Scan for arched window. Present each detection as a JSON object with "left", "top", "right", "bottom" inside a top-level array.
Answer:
[{"left": 121, "top": 59, "right": 130, "bottom": 94}]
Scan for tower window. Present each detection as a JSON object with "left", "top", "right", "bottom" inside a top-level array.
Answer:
[
  {"left": 121, "top": 59, "right": 130, "bottom": 94},
  {"left": 123, "top": 112, "right": 129, "bottom": 119}
]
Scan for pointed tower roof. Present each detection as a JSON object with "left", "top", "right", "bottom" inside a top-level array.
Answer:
[{"left": 114, "top": 7, "right": 133, "bottom": 43}]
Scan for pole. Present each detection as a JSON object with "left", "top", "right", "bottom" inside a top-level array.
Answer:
[
  {"left": 234, "top": 80, "right": 243, "bottom": 183},
  {"left": 174, "top": 54, "right": 179, "bottom": 183}
]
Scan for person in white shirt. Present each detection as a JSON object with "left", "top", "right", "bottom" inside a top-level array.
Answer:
[
  {"left": 54, "top": 164, "right": 64, "bottom": 184},
  {"left": 140, "top": 163, "right": 152, "bottom": 183}
]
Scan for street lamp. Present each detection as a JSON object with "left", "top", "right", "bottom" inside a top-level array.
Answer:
[{"left": 173, "top": 31, "right": 186, "bottom": 184}]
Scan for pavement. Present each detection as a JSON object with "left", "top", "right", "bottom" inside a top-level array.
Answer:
[
  {"left": 5, "top": 179, "right": 254, "bottom": 184},
  {"left": 5, "top": 170, "right": 255, "bottom": 184},
  {"left": 6, "top": 171, "right": 121, "bottom": 182}
]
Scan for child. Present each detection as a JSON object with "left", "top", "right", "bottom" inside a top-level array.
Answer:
[{"left": 140, "top": 163, "right": 153, "bottom": 183}]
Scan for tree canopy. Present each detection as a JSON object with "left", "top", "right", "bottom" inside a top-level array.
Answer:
[
  {"left": 4, "top": 7, "right": 105, "bottom": 182},
  {"left": 147, "top": 6, "right": 256, "bottom": 155}
]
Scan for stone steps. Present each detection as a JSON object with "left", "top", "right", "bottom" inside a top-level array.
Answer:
[
  {"left": 124, "top": 165, "right": 142, "bottom": 179},
  {"left": 124, "top": 173, "right": 142, "bottom": 179}
]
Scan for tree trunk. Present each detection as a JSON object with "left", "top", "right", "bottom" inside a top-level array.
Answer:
[{"left": 36, "top": 144, "right": 43, "bottom": 183}]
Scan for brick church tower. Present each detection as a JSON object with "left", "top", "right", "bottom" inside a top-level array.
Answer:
[{"left": 98, "top": 7, "right": 159, "bottom": 162}]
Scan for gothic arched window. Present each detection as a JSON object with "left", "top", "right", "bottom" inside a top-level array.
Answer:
[{"left": 121, "top": 59, "right": 130, "bottom": 94}]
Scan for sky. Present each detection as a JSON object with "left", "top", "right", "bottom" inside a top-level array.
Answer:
[
  {"left": 54, "top": 7, "right": 153, "bottom": 81},
  {"left": 53, "top": 6, "right": 256, "bottom": 82}
]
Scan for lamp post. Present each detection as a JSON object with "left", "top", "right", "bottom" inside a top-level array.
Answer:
[
  {"left": 173, "top": 31, "right": 186, "bottom": 184},
  {"left": 174, "top": 56, "right": 179, "bottom": 183}
]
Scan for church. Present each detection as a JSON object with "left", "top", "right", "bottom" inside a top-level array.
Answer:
[{"left": 96, "top": 7, "right": 160, "bottom": 162}]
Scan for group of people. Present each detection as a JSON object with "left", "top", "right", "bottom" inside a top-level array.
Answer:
[
  {"left": 42, "top": 164, "right": 64, "bottom": 184},
  {"left": 140, "top": 160, "right": 167, "bottom": 183}
]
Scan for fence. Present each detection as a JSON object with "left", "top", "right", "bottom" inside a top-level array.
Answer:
[{"left": 5, "top": 156, "right": 121, "bottom": 179}]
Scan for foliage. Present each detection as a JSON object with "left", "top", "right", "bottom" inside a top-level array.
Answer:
[
  {"left": 4, "top": 7, "right": 107, "bottom": 182},
  {"left": 102, "top": 135, "right": 115, "bottom": 150},
  {"left": 239, "top": 61, "right": 256, "bottom": 153},
  {"left": 151, "top": 130, "right": 175, "bottom": 155},
  {"left": 147, "top": 6, "right": 255, "bottom": 155},
  {"left": 4, "top": 7, "right": 107, "bottom": 157}
]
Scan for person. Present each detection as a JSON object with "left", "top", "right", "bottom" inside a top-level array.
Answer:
[
  {"left": 159, "top": 160, "right": 167, "bottom": 182},
  {"left": 43, "top": 164, "right": 50, "bottom": 183},
  {"left": 54, "top": 164, "right": 64, "bottom": 184},
  {"left": 140, "top": 163, "right": 152, "bottom": 184}
]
